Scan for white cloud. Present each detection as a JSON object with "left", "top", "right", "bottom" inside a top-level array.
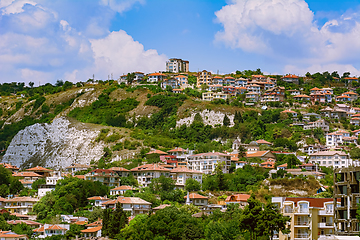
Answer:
[
  {"left": 89, "top": 30, "right": 167, "bottom": 79},
  {"left": 215, "top": 0, "right": 360, "bottom": 74},
  {"left": 100, "top": 0, "right": 144, "bottom": 13},
  {"left": 0, "top": 0, "right": 166, "bottom": 84}
]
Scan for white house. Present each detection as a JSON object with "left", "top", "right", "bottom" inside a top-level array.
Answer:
[
  {"left": 33, "top": 224, "right": 70, "bottom": 238},
  {"left": 326, "top": 130, "right": 352, "bottom": 147},
  {"left": 102, "top": 197, "right": 151, "bottom": 216},
  {"left": 170, "top": 167, "right": 202, "bottom": 188},
  {"left": 110, "top": 186, "right": 135, "bottom": 196},
  {"left": 187, "top": 152, "right": 232, "bottom": 174}
]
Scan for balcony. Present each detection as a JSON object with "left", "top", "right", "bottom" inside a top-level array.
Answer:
[
  {"left": 319, "top": 210, "right": 333, "bottom": 215},
  {"left": 294, "top": 234, "right": 310, "bottom": 239},
  {"left": 294, "top": 221, "right": 310, "bottom": 227},
  {"left": 319, "top": 222, "right": 334, "bottom": 228}
]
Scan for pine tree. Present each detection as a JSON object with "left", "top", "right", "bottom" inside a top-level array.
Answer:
[
  {"left": 223, "top": 114, "right": 230, "bottom": 127},
  {"left": 234, "top": 111, "right": 243, "bottom": 124},
  {"left": 193, "top": 113, "right": 203, "bottom": 123}
]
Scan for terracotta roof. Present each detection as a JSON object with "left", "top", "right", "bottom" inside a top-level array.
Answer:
[
  {"left": 108, "top": 167, "right": 130, "bottom": 172},
  {"left": 25, "top": 166, "right": 53, "bottom": 172},
  {"left": 45, "top": 225, "right": 67, "bottom": 230},
  {"left": 184, "top": 193, "right": 208, "bottom": 199},
  {"left": 225, "top": 194, "right": 250, "bottom": 202},
  {"left": 212, "top": 76, "right": 223, "bottom": 79},
  {"left": 168, "top": 147, "right": 187, "bottom": 152},
  {"left": 7, "top": 220, "right": 41, "bottom": 226},
  {"left": 0, "top": 163, "right": 19, "bottom": 170},
  {"left": 148, "top": 73, "right": 166, "bottom": 76},
  {"left": 74, "top": 175, "right": 85, "bottom": 179},
  {"left": 10, "top": 213, "right": 30, "bottom": 218},
  {"left": 74, "top": 221, "right": 88, "bottom": 225},
  {"left": 256, "top": 139, "right": 273, "bottom": 145},
  {"left": 0, "top": 231, "right": 27, "bottom": 238},
  {"left": 13, "top": 172, "right": 43, "bottom": 177},
  {"left": 146, "top": 149, "right": 168, "bottom": 155},
  {"left": 284, "top": 197, "right": 335, "bottom": 208},
  {"left": 277, "top": 163, "right": 288, "bottom": 167},
  {"left": 310, "top": 87, "right": 321, "bottom": 90},
  {"left": 281, "top": 109, "right": 297, "bottom": 114},
  {"left": 170, "top": 167, "right": 202, "bottom": 174},
  {"left": 190, "top": 152, "right": 231, "bottom": 157},
  {"left": 65, "top": 164, "right": 91, "bottom": 169},
  {"left": 131, "top": 164, "right": 170, "bottom": 172},
  {"left": 81, "top": 226, "right": 102, "bottom": 233},
  {"left": 19, "top": 179, "right": 33, "bottom": 185},
  {"left": 282, "top": 74, "right": 298, "bottom": 79},
  {"left": 252, "top": 75, "right": 265, "bottom": 78},
  {"left": 310, "top": 151, "right": 347, "bottom": 156},
  {"left": 33, "top": 226, "right": 44, "bottom": 232},
  {"left": 246, "top": 151, "right": 271, "bottom": 158},
  {"left": 86, "top": 220, "right": 102, "bottom": 227},
  {"left": 4, "top": 197, "right": 39, "bottom": 202},
  {"left": 344, "top": 91, "right": 358, "bottom": 95},
  {"left": 110, "top": 186, "right": 134, "bottom": 191},
  {"left": 87, "top": 196, "right": 109, "bottom": 201},
  {"left": 103, "top": 197, "right": 151, "bottom": 205},
  {"left": 88, "top": 169, "right": 116, "bottom": 174},
  {"left": 0, "top": 197, "right": 7, "bottom": 201},
  {"left": 293, "top": 94, "right": 310, "bottom": 98},
  {"left": 343, "top": 77, "right": 358, "bottom": 80}
]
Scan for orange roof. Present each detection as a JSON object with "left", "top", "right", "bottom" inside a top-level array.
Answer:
[
  {"left": 282, "top": 74, "right": 298, "bottom": 79},
  {"left": 256, "top": 139, "right": 272, "bottom": 145},
  {"left": 45, "top": 225, "right": 67, "bottom": 230},
  {"left": 74, "top": 221, "right": 88, "bottom": 225},
  {"left": 278, "top": 163, "right": 288, "bottom": 167},
  {"left": 168, "top": 147, "right": 187, "bottom": 152},
  {"left": 81, "top": 226, "right": 102, "bottom": 233},
  {"left": 103, "top": 197, "right": 151, "bottom": 205},
  {"left": 183, "top": 193, "right": 208, "bottom": 199},
  {"left": 344, "top": 91, "right": 358, "bottom": 95},
  {"left": 25, "top": 166, "right": 53, "bottom": 172},
  {"left": 212, "top": 76, "right": 223, "bottom": 79},
  {"left": 110, "top": 186, "right": 134, "bottom": 191},
  {"left": 13, "top": 172, "right": 43, "bottom": 177},
  {"left": 108, "top": 167, "right": 130, "bottom": 172},
  {"left": 74, "top": 175, "right": 85, "bottom": 179},
  {"left": 170, "top": 167, "right": 202, "bottom": 174},
  {"left": 4, "top": 197, "right": 39, "bottom": 202},
  {"left": 285, "top": 197, "right": 336, "bottom": 208},
  {"left": 225, "top": 194, "right": 250, "bottom": 202},
  {"left": 146, "top": 149, "right": 168, "bottom": 155},
  {"left": 131, "top": 164, "right": 170, "bottom": 172},
  {"left": 310, "top": 87, "right": 321, "bottom": 90},
  {"left": 86, "top": 220, "right": 102, "bottom": 227},
  {"left": 293, "top": 94, "right": 310, "bottom": 98},
  {"left": 148, "top": 73, "right": 166, "bottom": 76},
  {"left": 281, "top": 109, "right": 297, "bottom": 113},
  {"left": 252, "top": 75, "right": 265, "bottom": 78},
  {"left": 246, "top": 151, "right": 270, "bottom": 158},
  {"left": 33, "top": 226, "right": 44, "bottom": 232},
  {"left": 0, "top": 163, "right": 19, "bottom": 170},
  {"left": 344, "top": 77, "right": 358, "bottom": 80},
  {"left": 87, "top": 196, "right": 108, "bottom": 201}
]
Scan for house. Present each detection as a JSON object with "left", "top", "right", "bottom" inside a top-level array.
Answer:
[
  {"left": 245, "top": 150, "right": 276, "bottom": 161},
  {"left": 326, "top": 130, "right": 351, "bottom": 147},
  {"left": 256, "top": 139, "right": 273, "bottom": 146},
  {"left": 246, "top": 141, "right": 260, "bottom": 153},
  {"left": 12, "top": 172, "right": 43, "bottom": 188},
  {"left": 172, "top": 89, "right": 184, "bottom": 94},
  {"left": 246, "top": 84, "right": 261, "bottom": 93},
  {"left": 0, "top": 197, "right": 6, "bottom": 208},
  {"left": 235, "top": 78, "right": 248, "bottom": 87},
  {"left": 298, "top": 163, "right": 316, "bottom": 171},
  {"left": 81, "top": 226, "right": 102, "bottom": 238},
  {"left": 272, "top": 197, "right": 337, "bottom": 239},
  {"left": 336, "top": 95, "right": 352, "bottom": 102},
  {"left": 131, "top": 164, "right": 170, "bottom": 187},
  {"left": 281, "top": 74, "right": 299, "bottom": 84},
  {"left": 84, "top": 169, "right": 120, "bottom": 187},
  {"left": 170, "top": 167, "right": 202, "bottom": 188},
  {"left": 4, "top": 197, "right": 39, "bottom": 215},
  {"left": 33, "top": 224, "right": 69, "bottom": 238},
  {"left": 350, "top": 117, "right": 360, "bottom": 126},
  {"left": 281, "top": 109, "right": 298, "bottom": 118},
  {"left": 277, "top": 163, "right": 287, "bottom": 170},
  {"left": 293, "top": 94, "right": 310, "bottom": 101},
  {"left": 147, "top": 73, "right": 166, "bottom": 83},
  {"left": 87, "top": 196, "right": 109, "bottom": 208},
  {"left": 303, "top": 119, "right": 329, "bottom": 132},
  {"left": 0, "top": 163, "right": 19, "bottom": 172},
  {"left": 303, "top": 113, "right": 321, "bottom": 121},
  {"left": 7, "top": 220, "right": 42, "bottom": 229},
  {"left": 251, "top": 75, "right": 266, "bottom": 82},
  {"left": 343, "top": 91, "right": 358, "bottom": 101},
  {"left": 309, "top": 151, "right": 352, "bottom": 168},
  {"left": 335, "top": 104, "right": 351, "bottom": 112},
  {"left": 286, "top": 169, "right": 325, "bottom": 179},
  {"left": 344, "top": 77, "right": 359, "bottom": 85},
  {"left": 184, "top": 193, "right": 208, "bottom": 206},
  {"left": 245, "top": 92, "right": 259, "bottom": 102},
  {"left": 225, "top": 194, "right": 250, "bottom": 206},
  {"left": 161, "top": 78, "right": 180, "bottom": 89},
  {"left": 102, "top": 197, "right": 151, "bottom": 216},
  {"left": 197, "top": 70, "right": 212, "bottom": 88},
  {"left": 224, "top": 76, "right": 235, "bottom": 86},
  {"left": 108, "top": 167, "right": 130, "bottom": 177},
  {"left": 65, "top": 163, "right": 91, "bottom": 174},
  {"left": 260, "top": 160, "right": 275, "bottom": 169},
  {"left": 212, "top": 76, "right": 223, "bottom": 85},
  {"left": 187, "top": 152, "right": 232, "bottom": 174},
  {"left": 110, "top": 186, "right": 136, "bottom": 196},
  {"left": 25, "top": 166, "right": 53, "bottom": 177},
  {"left": 38, "top": 171, "right": 64, "bottom": 197},
  {"left": 208, "top": 84, "right": 223, "bottom": 92},
  {"left": 235, "top": 161, "right": 248, "bottom": 169},
  {"left": 152, "top": 204, "right": 171, "bottom": 212},
  {"left": 299, "top": 145, "right": 326, "bottom": 155},
  {"left": 174, "top": 75, "right": 189, "bottom": 88},
  {"left": 0, "top": 230, "right": 28, "bottom": 240},
  {"left": 222, "top": 86, "right": 236, "bottom": 95},
  {"left": 202, "top": 92, "right": 213, "bottom": 101},
  {"left": 235, "top": 86, "right": 247, "bottom": 95}
]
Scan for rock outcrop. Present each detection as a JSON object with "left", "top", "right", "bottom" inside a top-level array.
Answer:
[
  {"left": 176, "top": 109, "right": 234, "bottom": 127},
  {"left": 1, "top": 117, "right": 104, "bottom": 170}
]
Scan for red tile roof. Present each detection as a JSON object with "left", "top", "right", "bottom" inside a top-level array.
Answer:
[
  {"left": 131, "top": 164, "right": 170, "bottom": 172},
  {"left": 25, "top": 166, "right": 53, "bottom": 172},
  {"left": 184, "top": 193, "right": 208, "bottom": 199},
  {"left": 282, "top": 74, "right": 298, "bottom": 79},
  {"left": 108, "top": 167, "right": 130, "bottom": 172},
  {"left": 81, "top": 226, "right": 102, "bottom": 233},
  {"left": 13, "top": 172, "right": 43, "bottom": 177},
  {"left": 284, "top": 197, "right": 335, "bottom": 208},
  {"left": 45, "top": 225, "right": 67, "bottom": 230},
  {"left": 225, "top": 194, "right": 250, "bottom": 202},
  {"left": 146, "top": 149, "right": 168, "bottom": 155},
  {"left": 110, "top": 186, "right": 134, "bottom": 191}
]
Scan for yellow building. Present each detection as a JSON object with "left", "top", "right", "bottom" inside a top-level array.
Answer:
[
  {"left": 4, "top": 197, "right": 39, "bottom": 215},
  {"left": 272, "top": 197, "right": 338, "bottom": 239},
  {"left": 197, "top": 70, "right": 212, "bottom": 88}
]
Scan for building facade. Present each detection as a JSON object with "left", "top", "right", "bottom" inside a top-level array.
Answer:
[{"left": 166, "top": 58, "right": 189, "bottom": 73}]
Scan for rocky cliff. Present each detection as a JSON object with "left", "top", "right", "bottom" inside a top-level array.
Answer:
[{"left": 2, "top": 117, "right": 105, "bottom": 170}]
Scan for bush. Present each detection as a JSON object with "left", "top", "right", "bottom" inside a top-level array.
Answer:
[
  {"left": 105, "top": 133, "right": 121, "bottom": 143},
  {"left": 112, "top": 142, "right": 123, "bottom": 151}
]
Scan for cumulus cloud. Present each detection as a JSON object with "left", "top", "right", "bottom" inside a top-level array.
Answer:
[
  {"left": 100, "top": 0, "right": 144, "bottom": 14},
  {"left": 0, "top": 0, "right": 166, "bottom": 84},
  {"left": 215, "top": 0, "right": 360, "bottom": 75}
]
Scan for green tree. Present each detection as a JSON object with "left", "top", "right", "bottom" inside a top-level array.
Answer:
[
  {"left": 32, "top": 178, "right": 46, "bottom": 190},
  {"left": 103, "top": 203, "right": 129, "bottom": 238},
  {"left": 149, "top": 175, "right": 175, "bottom": 193},
  {"left": 215, "top": 162, "right": 227, "bottom": 191},
  {"left": 259, "top": 202, "right": 290, "bottom": 240},
  {"left": 185, "top": 178, "right": 201, "bottom": 192},
  {"left": 241, "top": 194, "right": 263, "bottom": 239},
  {"left": 127, "top": 73, "right": 136, "bottom": 85},
  {"left": 223, "top": 114, "right": 230, "bottom": 127},
  {"left": 193, "top": 113, "right": 203, "bottom": 123}
]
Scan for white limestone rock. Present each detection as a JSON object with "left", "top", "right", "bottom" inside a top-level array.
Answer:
[
  {"left": 1, "top": 117, "right": 104, "bottom": 170},
  {"left": 176, "top": 109, "right": 234, "bottom": 127}
]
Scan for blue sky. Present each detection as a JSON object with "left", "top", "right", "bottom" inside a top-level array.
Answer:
[{"left": 1, "top": 0, "right": 360, "bottom": 85}]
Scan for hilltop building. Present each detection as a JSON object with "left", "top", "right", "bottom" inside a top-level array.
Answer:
[{"left": 166, "top": 58, "right": 189, "bottom": 73}]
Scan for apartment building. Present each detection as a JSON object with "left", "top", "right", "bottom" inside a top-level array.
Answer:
[
  {"left": 197, "top": 70, "right": 212, "bottom": 88},
  {"left": 293, "top": 94, "right": 310, "bottom": 101},
  {"left": 161, "top": 78, "right": 180, "bottom": 89},
  {"left": 174, "top": 75, "right": 189, "bottom": 88},
  {"left": 187, "top": 152, "right": 232, "bottom": 174},
  {"left": 235, "top": 78, "right": 248, "bottom": 87},
  {"left": 309, "top": 151, "right": 352, "bottom": 168},
  {"left": 202, "top": 92, "right": 228, "bottom": 101},
  {"left": 166, "top": 58, "right": 189, "bottom": 73},
  {"left": 246, "top": 84, "right": 261, "bottom": 93},
  {"left": 272, "top": 197, "right": 337, "bottom": 239},
  {"left": 65, "top": 163, "right": 91, "bottom": 174},
  {"left": 326, "top": 130, "right": 353, "bottom": 147},
  {"left": 288, "top": 90, "right": 301, "bottom": 96},
  {"left": 333, "top": 167, "right": 360, "bottom": 235},
  {"left": 38, "top": 171, "right": 64, "bottom": 197},
  {"left": 102, "top": 197, "right": 151, "bottom": 216},
  {"left": 84, "top": 169, "right": 120, "bottom": 187},
  {"left": 245, "top": 92, "right": 259, "bottom": 102},
  {"left": 131, "top": 164, "right": 170, "bottom": 187},
  {"left": 12, "top": 172, "right": 43, "bottom": 188},
  {"left": 4, "top": 197, "right": 39, "bottom": 215}
]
